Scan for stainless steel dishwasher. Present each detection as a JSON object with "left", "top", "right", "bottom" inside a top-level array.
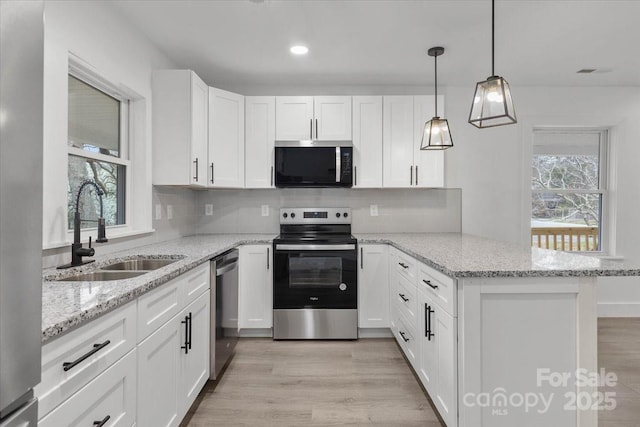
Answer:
[{"left": 210, "top": 249, "right": 239, "bottom": 379}]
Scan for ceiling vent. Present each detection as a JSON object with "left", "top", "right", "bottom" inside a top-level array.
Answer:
[{"left": 577, "top": 69, "right": 597, "bottom": 74}]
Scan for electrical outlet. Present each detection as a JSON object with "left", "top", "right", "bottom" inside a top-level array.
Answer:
[
  {"left": 370, "top": 204, "right": 378, "bottom": 216},
  {"left": 261, "top": 205, "right": 269, "bottom": 217},
  {"left": 155, "top": 204, "right": 162, "bottom": 220},
  {"left": 167, "top": 205, "right": 173, "bottom": 220},
  {"left": 205, "top": 204, "right": 213, "bottom": 216}
]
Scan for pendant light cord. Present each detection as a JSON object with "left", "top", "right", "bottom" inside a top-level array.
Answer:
[
  {"left": 491, "top": 0, "right": 495, "bottom": 76},
  {"left": 434, "top": 53, "right": 438, "bottom": 117}
]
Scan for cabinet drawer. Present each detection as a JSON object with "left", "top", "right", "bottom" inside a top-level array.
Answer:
[
  {"left": 36, "top": 301, "right": 136, "bottom": 419},
  {"left": 395, "top": 250, "right": 416, "bottom": 281},
  {"left": 182, "top": 262, "right": 210, "bottom": 307},
  {"left": 137, "top": 277, "right": 181, "bottom": 342},
  {"left": 395, "top": 315, "right": 418, "bottom": 370},
  {"left": 39, "top": 349, "right": 137, "bottom": 427},
  {"left": 395, "top": 275, "right": 418, "bottom": 325},
  {"left": 418, "top": 262, "right": 456, "bottom": 316}
]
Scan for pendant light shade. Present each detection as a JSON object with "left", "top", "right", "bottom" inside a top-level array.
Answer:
[
  {"left": 468, "top": 0, "right": 517, "bottom": 128},
  {"left": 421, "top": 46, "right": 453, "bottom": 151}
]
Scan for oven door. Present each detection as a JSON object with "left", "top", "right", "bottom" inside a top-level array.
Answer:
[{"left": 273, "top": 244, "right": 357, "bottom": 309}]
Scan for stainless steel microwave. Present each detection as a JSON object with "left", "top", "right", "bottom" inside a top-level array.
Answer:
[{"left": 274, "top": 141, "right": 353, "bottom": 188}]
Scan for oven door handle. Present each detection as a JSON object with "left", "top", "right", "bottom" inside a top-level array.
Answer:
[{"left": 275, "top": 244, "right": 356, "bottom": 251}]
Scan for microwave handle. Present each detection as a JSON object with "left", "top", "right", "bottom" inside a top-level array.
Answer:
[{"left": 336, "top": 147, "right": 341, "bottom": 182}]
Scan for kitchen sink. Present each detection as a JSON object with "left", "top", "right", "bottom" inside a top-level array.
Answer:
[
  {"left": 101, "top": 259, "right": 178, "bottom": 271},
  {"left": 56, "top": 271, "right": 147, "bottom": 282}
]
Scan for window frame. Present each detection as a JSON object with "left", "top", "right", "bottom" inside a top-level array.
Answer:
[
  {"left": 67, "top": 61, "right": 132, "bottom": 233},
  {"left": 531, "top": 128, "right": 610, "bottom": 254}
]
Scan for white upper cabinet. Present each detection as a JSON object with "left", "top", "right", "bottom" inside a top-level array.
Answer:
[
  {"left": 313, "top": 96, "right": 352, "bottom": 140},
  {"left": 275, "top": 96, "right": 314, "bottom": 140},
  {"left": 276, "top": 96, "right": 351, "bottom": 141},
  {"left": 152, "top": 70, "right": 208, "bottom": 187},
  {"left": 382, "top": 95, "right": 445, "bottom": 188},
  {"left": 352, "top": 96, "right": 383, "bottom": 188},
  {"left": 414, "top": 96, "right": 445, "bottom": 188},
  {"left": 245, "top": 96, "right": 276, "bottom": 188},
  {"left": 208, "top": 88, "right": 245, "bottom": 188}
]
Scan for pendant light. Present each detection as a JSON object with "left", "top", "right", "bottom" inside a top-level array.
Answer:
[
  {"left": 468, "top": 0, "right": 517, "bottom": 128},
  {"left": 421, "top": 46, "right": 453, "bottom": 150}
]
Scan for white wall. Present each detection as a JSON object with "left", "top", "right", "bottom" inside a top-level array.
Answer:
[
  {"left": 441, "top": 85, "right": 640, "bottom": 316},
  {"left": 41, "top": 1, "right": 197, "bottom": 269}
]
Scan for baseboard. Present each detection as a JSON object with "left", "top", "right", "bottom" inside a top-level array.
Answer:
[
  {"left": 358, "top": 328, "right": 393, "bottom": 338},
  {"left": 238, "top": 328, "right": 273, "bottom": 338},
  {"left": 598, "top": 302, "right": 640, "bottom": 317}
]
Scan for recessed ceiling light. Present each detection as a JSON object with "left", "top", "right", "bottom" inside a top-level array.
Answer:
[{"left": 290, "top": 45, "right": 309, "bottom": 55}]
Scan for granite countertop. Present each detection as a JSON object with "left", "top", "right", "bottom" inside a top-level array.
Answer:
[
  {"left": 41, "top": 234, "right": 275, "bottom": 343},
  {"left": 355, "top": 232, "right": 640, "bottom": 279}
]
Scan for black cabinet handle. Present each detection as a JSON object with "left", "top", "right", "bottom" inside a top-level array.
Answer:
[
  {"left": 193, "top": 158, "right": 199, "bottom": 182},
  {"left": 310, "top": 118, "right": 313, "bottom": 139},
  {"left": 62, "top": 340, "right": 111, "bottom": 372},
  {"left": 188, "top": 312, "right": 193, "bottom": 350},
  {"left": 354, "top": 165, "right": 357, "bottom": 186},
  {"left": 399, "top": 293, "right": 409, "bottom": 302},
  {"left": 398, "top": 262, "right": 409, "bottom": 269},
  {"left": 210, "top": 163, "right": 214, "bottom": 184},
  {"left": 415, "top": 165, "right": 419, "bottom": 186},
  {"left": 360, "top": 247, "right": 363, "bottom": 269},
  {"left": 315, "top": 119, "right": 318, "bottom": 139},
  {"left": 410, "top": 165, "right": 413, "bottom": 186},
  {"left": 399, "top": 331, "right": 410, "bottom": 342},
  {"left": 423, "top": 279, "right": 438, "bottom": 290},
  {"left": 270, "top": 166, "right": 274, "bottom": 187},
  {"left": 267, "top": 247, "right": 270, "bottom": 270},
  {"left": 425, "top": 304, "right": 435, "bottom": 341},
  {"left": 181, "top": 315, "right": 189, "bottom": 354},
  {"left": 93, "top": 415, "right": 111, "bottom": 426}
]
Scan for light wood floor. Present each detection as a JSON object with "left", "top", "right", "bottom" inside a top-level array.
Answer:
[{"left": 182, "top": 318, "right": 640, "bottom": 427}]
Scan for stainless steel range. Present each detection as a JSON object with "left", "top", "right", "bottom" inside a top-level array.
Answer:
[{"left": 273, "top": 208, "right": 357, "bottom": 340}]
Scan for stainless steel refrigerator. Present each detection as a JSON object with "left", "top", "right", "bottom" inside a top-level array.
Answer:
[{"left": 0, "top": 1, "right": 44, "bottom": 426}]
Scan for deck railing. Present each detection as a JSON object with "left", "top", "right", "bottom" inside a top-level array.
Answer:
[{"left": 531, "top": 227, "right": 599, "bottom": 251}]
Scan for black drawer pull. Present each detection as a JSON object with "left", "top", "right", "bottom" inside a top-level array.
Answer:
[
  {"left": 93, "top": 415, "right": 111, "bottom": 426},
  {"left": 62, "top": 340, "right": 111, "bottom": 372},
  {"left": 398, "top": 262, "right": 409, "bottom": 269},
  {"left": 423, "top": 279, "right": 438, "bottom": 290},
  {"left": 181, "top": 314, "right": 190, "bottom": 354},
  {"left": 399, "top": 331, "right": 410, "bottom": 342},
  {"left": 426, "top": 304, "right": 435, "bottom": 341},
  {"left": 398, "top": 293, "right": 409, "bottom": 302}
]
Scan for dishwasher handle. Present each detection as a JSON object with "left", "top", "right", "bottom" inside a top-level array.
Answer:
[{"left": 215, "top": 260, "right": 238, "bottom": 276}]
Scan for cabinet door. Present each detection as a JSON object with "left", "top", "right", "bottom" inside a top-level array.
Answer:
[
  {"left": 314, "top": 96, "right": 352, "bottom": 140},
  {"left": 352, "top": 96, "right": 383, "bottom": 188},
  {"left": 39, "top": 350, "right": 137, "bottom": 427},
  {"left": 383, "top": 96, "right": 414, "bottom": 188},
  {"left": 152, "top": 70, "right": 207, "bottom": 187},
  {"left": 414, "top": 95, "right": 444, "bottom": 188},
  {"left": 208, "top": 87, "right": 245, "bottom": 187},
  {"left": 275, "top": 96, "right": 314, "bottom": 140},
  {"left": 180, "top": 291, "right": 210, "bottom": 418},
  {"left": 419, "top": 292, "right": 437, "bottom": 395},
  {"left": 238, "top": 245, "right": 273, "bottom": 330},
  {"left": 137, "top": 316, "right": 181, "bottom": 427},
  {"left": 191, "top": 73, "right": 209, "bottom": 187},
  {"left": 245, "top": 96, "right": 276, "bottom": 188},
  {"left": 433, "top": 305, "right": 457, "bottom": 427},
  {"left": 358, "top": 244, "right": 389, "bottom": 328}
]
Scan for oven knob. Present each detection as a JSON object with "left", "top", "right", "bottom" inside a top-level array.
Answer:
[
  {"left": 339, "top": 283, "right": 347, "bottom": 291},
  {"left": 283, "top": 213, "right": 288, "bottom": 218},
  {"left": 343, "top": 212, "right": 349, "bottom": 218},
  {"left": 291, "top": 213, "right": 296, "bottom": 218},
  {"left": 336, "top": 213, "right": 341, "bottom": 218}
]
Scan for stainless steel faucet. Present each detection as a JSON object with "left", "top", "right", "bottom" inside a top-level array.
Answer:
[{"left": 57, "top": 180, "right": 108, "bottom": 269}]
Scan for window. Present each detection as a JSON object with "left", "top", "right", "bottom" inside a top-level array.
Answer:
[
  {"left": 67, "top": 73, "right": 129, "bottom": 230},
  {"left": 531, "top": 129, "right": 608, "bottom": 252}
]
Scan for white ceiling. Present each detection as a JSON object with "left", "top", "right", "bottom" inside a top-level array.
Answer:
[{"left": 113, "top": 0, "right": 640, "bottom": 89}]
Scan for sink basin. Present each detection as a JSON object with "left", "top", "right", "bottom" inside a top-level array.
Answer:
[
  {"left": 101, "top": 259, "right": 178, "bottom": 271},
  {"left": 56, "top": 271, "right": 147, "bottom": 282}
]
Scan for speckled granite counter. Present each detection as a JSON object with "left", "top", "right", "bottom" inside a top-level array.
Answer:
[
  {"left": 41, "top": 234, "right": 275, "bottom": 343},
  {"left": 355, "top": 232, "right": 640, "bottom": 279}
]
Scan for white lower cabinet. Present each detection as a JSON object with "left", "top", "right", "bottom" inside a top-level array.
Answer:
[
  {"left": 39, "top": 349, "right": 137, "bottom": 427},
  {"left": 238, "top": 244, "right": 272, "bottom": 332},
  {"left": 358, "top": 244, "right": 389, "bottom": 329}
]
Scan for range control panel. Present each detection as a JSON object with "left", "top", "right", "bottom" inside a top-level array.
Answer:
[{"left": 279, "top": 208, "right": 351, "bottom": 225}]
